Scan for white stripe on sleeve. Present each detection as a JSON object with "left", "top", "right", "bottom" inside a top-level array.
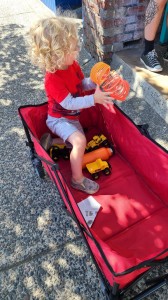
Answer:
[{"left": 60, "top": 93, "right": 95, "bottom": 110}]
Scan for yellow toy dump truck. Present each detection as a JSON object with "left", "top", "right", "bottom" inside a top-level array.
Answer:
[
  {"left": 86, "top": 134, "right": 110, "bottom": 152},
  {"left": 86, "top": 158, "right": 111, "bottom": 180}
]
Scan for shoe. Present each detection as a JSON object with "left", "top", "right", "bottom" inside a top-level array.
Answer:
[
  {"left": 71, "top": 177, "right": 99, "bottom": 194},
  {"left": 40, "top": 133, "right": 53, "bottom": 150},
  {"left": 163, "top": 51, "right": 168, "bottom": 62},
  {"left": 140, "top": 49, "right": 163, "bottom": 72}
]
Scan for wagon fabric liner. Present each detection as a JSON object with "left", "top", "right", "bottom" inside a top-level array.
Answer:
[{"left": 18, "top": 102, "right": 168, "bottom": 299}]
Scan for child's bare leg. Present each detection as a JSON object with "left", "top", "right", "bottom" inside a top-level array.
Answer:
[
  {"left": 67, "top": 131, "right": 86, "bottom": 182},
  {"left": 67, "top": 131, "right": 99, "bottom": 194}
]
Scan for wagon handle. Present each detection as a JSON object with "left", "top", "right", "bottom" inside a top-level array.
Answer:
[{"left": 34, "top": 153, "right": 59, "bottom": 169}]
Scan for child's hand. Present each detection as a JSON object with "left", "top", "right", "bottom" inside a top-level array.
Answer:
[{"left": 93, "top": 85, "right": 114, "bottom": 108}]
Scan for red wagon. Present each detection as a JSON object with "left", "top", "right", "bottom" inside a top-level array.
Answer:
[{"left": 18, "top": 102, "right": 168, "bottom": 299}]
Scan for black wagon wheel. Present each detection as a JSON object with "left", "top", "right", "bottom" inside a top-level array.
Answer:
[{"left": 32, "top": 157, "right": 45, "bottom": 179}]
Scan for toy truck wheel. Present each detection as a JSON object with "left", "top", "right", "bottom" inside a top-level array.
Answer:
[
  {"left": 50, "top": 146, "right": 59, "bottom": 161},
  {"left": 52, "top": 155, "right": 59, "bottom": 162},
  {"left": 103, "top": 168, "right": 111, "bottom": 176},
  {"left": 92, "top": 173, "right": 99, "bottom": 180},
  {"left": 86, "top": 145, "right": 99, "bottom": 152},
  {"left": 102, "top": 140, "right": 109, "bottom": 147},
  {"left": 109, "top": 143, "right": 115, "bottom": 154},
  {"left": 93, "top": 145, "right": 99, "bottom": 150},
  {"left": 63, "top": 155, "right": 69, "bottom": 160},
  {"left": 62, "top": 148, "right": 70, "bottom": 160}
]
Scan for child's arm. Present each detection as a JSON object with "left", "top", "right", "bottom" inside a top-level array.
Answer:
[
  {"left": 60, "top": 93, "right": 95, "bottom": 110},
  {"left": 60, "top": 86, "right": 113, "bottom": 110}
]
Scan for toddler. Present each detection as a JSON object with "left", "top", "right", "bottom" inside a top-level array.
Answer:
[{"left": 29, "top": 16, "right": 113, "bottom": 194}]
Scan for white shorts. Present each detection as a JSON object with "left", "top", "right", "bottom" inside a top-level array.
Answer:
[{"left": 46, "top": 115, "right": 84, "bottom": 142}]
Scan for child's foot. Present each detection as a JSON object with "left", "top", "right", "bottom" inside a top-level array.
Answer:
[
  {"left": 40, "top": 133, "right": 53, "bottom": 150},
  {"left": 71, "top": 177, "right": 99, "bottom": 194}
]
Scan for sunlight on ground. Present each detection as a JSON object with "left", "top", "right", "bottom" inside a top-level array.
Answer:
[
  {"left": 156, "top": 138, "right": 168, "bottom": 149},
  {"left": 9, "top": 269, "right": 17, "bottom": 282},
  {"left": 37, "top": 209, "right": 51, "bottom": 230},
  {"left": 24, "top": 276, "right": 46, "bottom": 299},
  {"left": 10, "top": 127, "right": 25, "bottom": 137},
  {"left": 66, "top": 228, "right": 77, "bottom": 239},
  {"left": 42, "top": 261, "right": 61, "bottom": 286},
  {"left": 42, "top": 261, "right": 57, "bottom": 274},
  {"left": 65, "top": 243, "right": 84, "bottom": 256},
  {"left": 0, "top": 99, "right": 12, "bottom": 106},
  {"left": 57, "top": 257, "right": 69, "bottom": 268},
  {"left": 135, "top": 66, "right": 168, "bottom": 97},
  {"left": 44, "top": 274, "right": 60, "bottom": 288},
  {"left": 132, "top": 80, "right": 144, "bottom": 98},
  {"left": 14, "top": 224, "right": 22, "bottom": 236},
  {"left": 57, "top": 280, "right": 81, "bottom": 300}
]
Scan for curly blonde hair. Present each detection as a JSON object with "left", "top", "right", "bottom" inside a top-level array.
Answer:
[{"left": 28, "top": 16, "right": 79, "bottom": 72}]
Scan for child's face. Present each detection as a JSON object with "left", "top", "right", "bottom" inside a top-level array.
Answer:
[{"left": 65, "top": 51, "right": 79, "bottom": 66}]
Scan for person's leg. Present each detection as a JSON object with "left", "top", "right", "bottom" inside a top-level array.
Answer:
[
  {"left": 141, "top": 0, "right": 167, "bottom": 72},
  {"left": 145, "top": 0, "right": 167, "bottom": 42},
  {"left": 163, "top": 12, "right": 168, "bottom": 61},
  {"left": 45, "top": 116, "right": 99, "bottom": 194},
  {"left": 67, "top": 131, "right": 99, "bottom": 194},
  {"left": 163, "top": 47, "right": 168, "bottom": 61}
]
